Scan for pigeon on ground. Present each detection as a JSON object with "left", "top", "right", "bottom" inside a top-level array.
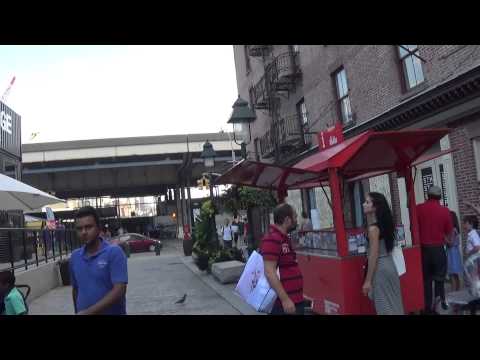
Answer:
[{"left": 175, "top": 294, "right": 187, "bottom": 304}]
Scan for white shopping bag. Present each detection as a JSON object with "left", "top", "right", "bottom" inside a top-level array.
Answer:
[
  {"left": 392, "top": 246, "right": 406, "bottom": 276},
  {"left": 235, "top": 250, "right": 264, "bottom": 300},
  {"left": 235, "top": 250, "right": 278, "bottom": 313},
  {"left": 246, "top": 274, "right": 277, "bottom": 313}
]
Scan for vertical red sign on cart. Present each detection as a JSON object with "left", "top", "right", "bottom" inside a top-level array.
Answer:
[{"left": 317, "top": 122, "right": 344, "bottom": 151}]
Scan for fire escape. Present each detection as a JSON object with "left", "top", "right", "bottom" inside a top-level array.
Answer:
[{"left": 252, "top": 48, "right": 307, "bottom": 161}]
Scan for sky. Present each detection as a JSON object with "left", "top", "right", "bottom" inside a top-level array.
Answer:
[{"left": 0, "top": 45, "right": 238, "bottom": 144}]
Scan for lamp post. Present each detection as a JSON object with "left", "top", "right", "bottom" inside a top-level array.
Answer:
[
  {"left": 227, "top": 96, "right": 256, "bottom": 160},
  {"left": 227, "top": 96, "right": 257, "bottom": 253},
  {"left": 201, "top": 140, "right": 219, "bottom": 248}
]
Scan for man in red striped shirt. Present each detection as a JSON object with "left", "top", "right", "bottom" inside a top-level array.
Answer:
[{"left": 261, "top": 203, "right": 304, "bottom": 315}]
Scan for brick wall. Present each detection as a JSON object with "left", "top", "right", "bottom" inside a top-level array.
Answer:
[
  {"left": 450, "top": 122, "right": 480, "bottom": 218},
  {"left": 234, "top": 45, "right": 480, "bottom": 149}
]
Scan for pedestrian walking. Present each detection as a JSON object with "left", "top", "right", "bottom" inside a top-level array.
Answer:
[
  {"left": 362, "top": 192, "right": 404, "bottom": 315},
  {"left": 447, "top": 211, "right": 462, "bottom": 292},
  {"left": 260, "top": 203, "right": 304, "bottom": 315},
  {"left": 417, "top": 185, "right": 453, "bottom": 314},
  {"left": 222, "top": 219, "right": 233, "bottom": 249},
  {"left": 231, "top": 216, "right": 240, "bottom": 248},
  {"left": 463, "top": 215, "right": 480, "bottom": 257},
  {"left": 70, "top": 206, "right": 128, "bottom": 315},
  {"left": 0, "top": 270, "right": 27, "bottom": 315}
]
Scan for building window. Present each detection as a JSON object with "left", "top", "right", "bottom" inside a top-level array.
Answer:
[
  {"left": 297, "top": 98, "right": 310, "bottom": 144},
  {"left": 297, "top": 98, "right": 308, "bottom": 127},
  {"left": 473, "top": 137, "right": 480, "bottom": 181},
  {"left": 249, "top": 86, "right": 255, "bottom": 110},
  {"left": 244, "top": 45, "right": 251, "bottom": 74},
  {"left": 292, "top": 45, "right": 299, "bottom": 53},
  {"left": 398, "top": 45, "right": 424, "bottom": 90},
  {"left": 333, "top": 67, "right": 353, "bottom": 125},
  {"left": 4, "top": 160, "right": 17, "bottom": 179}
]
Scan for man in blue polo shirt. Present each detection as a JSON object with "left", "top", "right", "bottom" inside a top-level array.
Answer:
[{"left": 70, "top": 206, "right": 128, "bottom": 315}]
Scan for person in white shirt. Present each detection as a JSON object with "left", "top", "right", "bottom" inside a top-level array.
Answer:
[
  {"left": 222, "top": 219, "right": 233, "bottom": 249},
  {"left": 463, "top": 215, "right": 480, "bottom": 257}
]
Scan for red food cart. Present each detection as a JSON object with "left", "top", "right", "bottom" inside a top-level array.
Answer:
[{"left": 216, "top": 128, "right": 453, "bottom": 314}]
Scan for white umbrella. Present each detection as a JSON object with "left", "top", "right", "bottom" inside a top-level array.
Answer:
[{"left": 0, "top": 173, "right": 65, "bottom": 211}]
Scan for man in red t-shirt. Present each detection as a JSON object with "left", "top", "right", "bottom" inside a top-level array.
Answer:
[
  {"left": 417, "top": 185, "right": 453, "bottom": 314},
  {"left": 260, "top": 203, "right": 304, "bottom": 315}
]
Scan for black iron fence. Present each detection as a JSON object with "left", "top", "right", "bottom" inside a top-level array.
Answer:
[
  {"left": 0, "top": 228, "right": 81, "bottom": 273},
  {"left": 259, "top": 114, "right": 312, "bottom": 158}
]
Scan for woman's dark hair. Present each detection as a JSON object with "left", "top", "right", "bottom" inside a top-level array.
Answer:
[
  {"left": 368, "top": 192, "right": 395, "bottom": 253},
  {"left": 75, "top": 206, "right": 100, "bottom": 227},
  {"left": 450, "top": 211, "right": 460, "bottom": 231},
  {"left": 464, "top": 215, "right": 479, "bottom": 230}
]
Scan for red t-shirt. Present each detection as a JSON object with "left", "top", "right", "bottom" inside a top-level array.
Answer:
[
  {"left": 260, "top": 224, "right": 304, "bottom": 304},
  {"left": 417, "top": 199, "right": 453, "bottom": 246}
]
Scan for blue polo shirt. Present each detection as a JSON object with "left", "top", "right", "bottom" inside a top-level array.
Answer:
[{"left": 70, "top": 239, "right": 128, "bottom": 315}]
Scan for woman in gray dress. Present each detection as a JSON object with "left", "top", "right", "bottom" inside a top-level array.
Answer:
[{"left": 362, "top": 192, "right": 404, "bottom": 315}]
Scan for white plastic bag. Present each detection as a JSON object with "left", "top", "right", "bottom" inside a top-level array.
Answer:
[
  {"left": 392, "top": 246, "right": 406, "bottom": 276},
  {"left": 235, "top": 250, "right": 278, "bottom": 313}
]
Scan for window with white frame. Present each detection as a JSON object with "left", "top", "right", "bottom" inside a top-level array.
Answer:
[
  {"left": 398, "top": 45, "right": 425, "bottom": 90},
  {"left": 334, "top": 67, "right": 353, "bottom": 124},
  {"left": 473, "top": 137, "right": 480, "bottom": 181}
]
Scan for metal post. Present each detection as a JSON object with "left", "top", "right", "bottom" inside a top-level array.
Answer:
[
  {"left": 51, "top": 230, "right": 56, "bottom": 261},
  {"left": 22, "top": 229, "right": 27, "bottom": 270},
  {"left": 209, "top": 175, "right": 219, "bottom": 248},
  {"left": 59, "top": 229, "right": 62, "bottom": 260},
  {"left": 329, "top": 168, "right": 348, "bottom": 257},
  {"left": 8, "top": 230, "right": 14, "bottom": 272},
  {"left": 43, "top": 229, "right": 48, "bottom": 263},
  {"left": 241, "top": 142, "right": 247, "bottom": 160},
  {"left": 405, "top": 167, "right": 420, "bottom": 246},
  {"left": 34, "top": 231, "right": 39, "bottom": 267},
  {"left": 187, "top": 185, "right": 193, "bottom": 229}
]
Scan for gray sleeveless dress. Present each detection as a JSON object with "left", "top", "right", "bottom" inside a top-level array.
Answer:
[{"left": 368, "top": 238, "right": 405, "bottom": 315}]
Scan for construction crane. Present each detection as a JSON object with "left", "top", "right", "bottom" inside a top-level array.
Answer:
[{"left": 1, "top": 76, "right": 16, "bottom": 104}]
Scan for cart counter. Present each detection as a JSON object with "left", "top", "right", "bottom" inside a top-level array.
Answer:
[{"left": 295, "top": 228, "right": 424, "bottom": 315}]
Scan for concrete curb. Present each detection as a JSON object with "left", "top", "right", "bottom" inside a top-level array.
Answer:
[{"left": 180, "top": 255, "right": 264, "bottom": 316}]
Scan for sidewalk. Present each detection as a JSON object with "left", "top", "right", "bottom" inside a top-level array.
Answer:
[{"left": 180, "top": 255, "right": 263, "bottom": 315}]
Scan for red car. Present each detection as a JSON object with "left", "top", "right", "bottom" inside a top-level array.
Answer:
[{"left": 110, "top": 233, "right": 162, "bottom": 254}]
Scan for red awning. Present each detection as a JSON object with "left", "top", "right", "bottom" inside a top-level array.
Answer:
[
  {"left": 214, "top": 159, "right": 321, "bottom": 190},
  {"left": 411, "top": 147, "right": 458, "bottom": 166},
  {"left": 294, "top": 128, "right": 451, "bottom": 179}
]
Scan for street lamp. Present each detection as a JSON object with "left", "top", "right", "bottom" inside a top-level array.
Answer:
[
  {"left": 227, "top": 96, "right": 256, "bottom": 160},
  {"left": 201, "top": 140, "right": 216, "bottom": 169},
  {"left": 201, "top": 140, "right": 219, "bottom": 248}
]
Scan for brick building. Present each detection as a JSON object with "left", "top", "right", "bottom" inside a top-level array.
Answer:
[{"left": 232, "top": 45, "right": 480, "bottom": 249}]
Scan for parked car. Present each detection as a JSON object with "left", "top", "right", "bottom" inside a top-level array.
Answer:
[
  {"left": 110, "top": 233, "right": 162, "bottom": 254},
  {"left": 108, "top": 236, "right": 131, "bottom": 257}
]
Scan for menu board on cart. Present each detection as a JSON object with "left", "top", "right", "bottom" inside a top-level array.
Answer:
[{"left": 421, "top": 167, "right": 434, "bottom": 200}]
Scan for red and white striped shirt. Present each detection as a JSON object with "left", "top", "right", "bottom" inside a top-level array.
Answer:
[{"left": 260, "top": 224, "right": 304, "bottom": 304}]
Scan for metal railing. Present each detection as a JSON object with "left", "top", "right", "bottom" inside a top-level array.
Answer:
[
  {"left": 266, "top": 51, "right": 301, "bottom": 92},
  {"left": 259, "top": 114, "right": 312, "bottom": 158},
  {"left": 0, "top": 228, "right": 81, "bottom": 273},
  {"left": 252, "top": 74, "right": 270, "bottom": 110}
]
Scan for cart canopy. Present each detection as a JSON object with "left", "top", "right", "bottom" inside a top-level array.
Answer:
[
  {"left": 294, "top": 128, "right": 450, "bottom": 179},
  {"left": 215, "top": 129, "right": 451, "bottom": 190},
  {"left": 214, "top": 159, "right": 320, "bottom": 190}
]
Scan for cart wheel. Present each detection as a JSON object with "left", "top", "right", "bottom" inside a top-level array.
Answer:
[{"left": 149, "top": 245, "right": 155, "bottom": 252}]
